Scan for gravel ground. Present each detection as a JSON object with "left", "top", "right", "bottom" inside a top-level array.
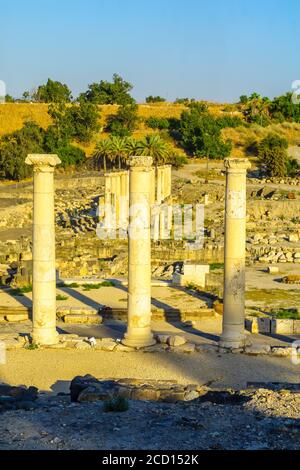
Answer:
[{"left": 0, "top": 388, "right": 299, "bottom": 450}]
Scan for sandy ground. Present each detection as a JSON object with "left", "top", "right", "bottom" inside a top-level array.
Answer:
[
  {"left": 1, "top": 264, "right": 299, "bottom": 311},
  {"left": 0, "top": 318, "right": 300, "bottom": 393}
]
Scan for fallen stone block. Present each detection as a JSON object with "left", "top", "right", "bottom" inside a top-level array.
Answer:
[
  {"left": 98, "top": 341, "right": 117, "bottom": 352},
  {"left": 245, "top": 344, "right": 271, "bottom": 355},
  {"left": 167, "top": 335, "right": 186, "bottom": 347},
  {"left": 271, "top": 347, "right": 293, "bottom": 357},
  {"left": 176, "top": 342, "right": 196, "bottom": 354},
  {"left": 195, "top": 344, "right": 218, "bottom": 353}
]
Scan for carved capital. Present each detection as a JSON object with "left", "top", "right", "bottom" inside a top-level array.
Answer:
[
  {"left": 224, "top": 158, "right": 251, "bottom": 173},
  {"left": 25, "top": 154, "right": 61, "bottom": 172},
  {"left": 127, "top": 155, "right": 153, "bottom": 169}
]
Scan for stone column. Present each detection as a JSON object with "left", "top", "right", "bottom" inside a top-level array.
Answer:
[
  {"left": 25, "top": 154, "right": 61, "bottom": 345},
  {"left": 220, "top": 158, "right": 251, "bottom": 349},
  {"left": 156, "top": 167, "right": 162, "bottom": 203},
  {"left": 104, "top": 174, "right": 112, "bottom": 229},
  {"left": 123, "top": 155, "right": 156, "bottom": 348}
]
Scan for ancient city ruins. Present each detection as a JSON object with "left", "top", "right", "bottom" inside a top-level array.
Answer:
[{"left": 19, "top": 153, "right": 250, "bottom": 350}]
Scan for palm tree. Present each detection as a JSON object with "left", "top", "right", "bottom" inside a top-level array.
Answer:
[
  {"left": 109, "top": 136, "right": 128, "bottom": 169},
  {"left": 125, "top": 137, "right": 140, "bottom": 158},
  {"left": 93, "top": 138, "right": 113, "bottom": 172},
  {"left": 137, "top": 134, "right": 170, "bottom": 165}
]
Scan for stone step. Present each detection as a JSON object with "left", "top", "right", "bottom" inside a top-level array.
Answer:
[{"left": 101, "top": 306, "right": 215, "bottom": 322}]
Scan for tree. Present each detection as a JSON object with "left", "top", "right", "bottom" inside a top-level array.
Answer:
[
  {"left": 109, "top": 136, "right": 128, "bottom": 169},
  {"left": 4, "top": 94, "right": 14, "bottom": 103},
  {"left": 22, "top": 91, "right": 30, "bottom": 101},
  {"left": 136, "top": 135, "right": 170, "bottom": 165},
  {"left": 258, "top": 134, "right": 289, "bottom": 177},
  {"left": 0, "top": 122, "right": 45, "bottom": 180},
  {"left": 106, "top": 103, "right": 139, "bottom": 136},
  {"left": 178, "top": 105, "right": 232, "bottom": 159},
  {"left": 145, "top": 95, "right": 166, "bottom": 103},
  {"left": 79, "top": 74, "right": 135, "bottom": 105},
  {"left": 93, "top": 139, "right": 113, "bottom": 171},
  {"left": 270, "top": 92, "right": 300, "bottom": 122},
  {"left": 32, "top": 79, "right": 72, "bottom": 103},
  {"left": 241, "top": 93, "right": 271, "bottom": 126},
  {"left": 47, "top": 102, "right": 100, "bottom": 143}
]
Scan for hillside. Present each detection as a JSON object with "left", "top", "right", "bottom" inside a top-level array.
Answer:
[{"left": 1, "top": 102, "right": 300, "bottom": 158}]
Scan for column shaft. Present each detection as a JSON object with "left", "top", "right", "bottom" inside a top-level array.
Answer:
[
  {"left": 25, "top": 154, "right": 61, "bottom": 345},
  {"left": 123, "top": 156, "right": 155, "bottom": 347},
  {"left": 220, "top": 158, "right": 251, "bottom": 349}
]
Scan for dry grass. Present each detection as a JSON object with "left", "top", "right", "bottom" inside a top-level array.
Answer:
[
  {"left": 1, "top": 103, "right": 300, "bottom": 158},
  {"left": 222, "top": 122, "right": 300, "bottom": 158}
]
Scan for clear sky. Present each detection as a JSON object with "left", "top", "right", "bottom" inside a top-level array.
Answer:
[{"left": 1, "top": 0, "right": 299, "bottom": 102}]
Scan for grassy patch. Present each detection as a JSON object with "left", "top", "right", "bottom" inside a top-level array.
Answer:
[
  {"left": 272, "top": 309, "right": 300, "bottom": 320},
  {"left": 103, "top": 396, "right": 129, "bottom": 412},
  {"left": 56, "top": 294, "right": 69, "bottom": 301},
  {"left": 209, "top": 263, "right": 224, "bottom": 271},
  {"left": 25, "top": 343, "right": 39, "bottom": 350},
  {"left": 65, "top": 282, "right": 80, "bottom": 288},
  {"left": 82, "top": 281, "right": 115, "bottom": 291},
  {"left": 10, "top": 285, "right": 32, "bottom": 296}
]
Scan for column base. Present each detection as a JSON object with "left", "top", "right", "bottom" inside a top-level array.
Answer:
[
  {"left": 122, "top": 331, "right": 156, "bottom": 349},
  {"left": 219, "top": 327, "right": 246, "bottom": 349},
  {"left": 31, "top": 328, "right": 59, "bottom": 346}
]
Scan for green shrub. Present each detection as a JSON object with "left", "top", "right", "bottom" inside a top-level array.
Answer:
[
  {"left": 167, "top": 153, "right": 188, "bottom": 169},
  {"left": 56, "top": 145, "right": 85, "bottom": 168},
  {"left": 10, "top": 285, "right": 32, "bottom": 296},
  {"left": 103, "top": 396, "right": 129, "bottom": 412},
  {"left": 145, "top": 116, "right": 170, "bottom": 129},
  {"left": 209, "top": 263, "right": 224, "bottom": 271},
  {"left": 178, "top": 106, "right": 232, "bottom": 159},
  {"left": 145, "top": 96, "right": 166, "bottom": 103},
  {"left": 56, "top": 294, "right": 69, "bottom": 301},
  {"left": 258, "top": 134, "right": 289, "bottom": 177},
  {"left": 106, "top": 103, "right": 140, "bottom": 136}
]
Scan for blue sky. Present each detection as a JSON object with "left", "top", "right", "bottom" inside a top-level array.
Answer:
[{"left": 1, "top": 0, "right": 299, "bottom": 102}]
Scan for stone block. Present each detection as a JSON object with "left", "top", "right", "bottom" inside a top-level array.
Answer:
[
  {"left": 267, "top": 266, "right": 279, "bottom": 274},
  {"left": 167, "top": 335, "right": 186, "bottom": 347},
  {"left": 245, "top": 317, "right": 271, "bottom": 334},
  {"left": 63, "top": 314, "right": 102, "bottom": 325},
  {"left": 172, "top": 263, "right": 209, "bottom": 288},
  {"left": 99, "top": 341, "right": 116, "bottom": 351},
  {"left": 245, "top": 344, "right": 271, "bottom": 355},
  {"left": 271, "top": 347, "right": 293, "bottom": 357},
  {"left": 293, "top": 320, "right": 300, "bottom": 334},
  {"left": 271, "top": 319, "right": 294, "bottom": 334}
]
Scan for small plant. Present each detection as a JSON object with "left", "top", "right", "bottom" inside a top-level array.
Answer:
[
  {"left": 82, "top": 281, "right": 115, "bottom": 291},
  {"left": 56, "top": 294, "right": 69, "bottom": 301},
  {"left": 103, "top": 396, "right": 129, "bottom": 412},
  {"left": 66, "top": 282, "right": 80, "bottom": 288},
  {"left": 209, "top": 263, "right": 224, "bottom": 271},
  {"left": 100, "top": 280, "right": 115, "bottom": 287},
  {"left": 82, "top": 283, "right": 102, "bottom": 291},
  {"left": 25, "top": 343, "right": 39, "bottom": 350},
  {"left": 10, "top": 285, "right": 32, "bottom": 296},
  {"left": 272, "top": 309, "right": 300, "bottom": 320}
]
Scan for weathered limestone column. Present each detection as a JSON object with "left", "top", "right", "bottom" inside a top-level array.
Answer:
[
  {"left": 220, "top": 158, "right": 251, "bottom": 349},
  {"left": 104, "top": 174, "right": 112, "bottom": 229},
  {"left": 123, "top": 155, "right": 155, "bottom": 348},
  {"left": 156, "top": 167, "right": 162, "bottom": 203},
  {"left": 25, "top": 154, "right": 61, "bottom": 345}
]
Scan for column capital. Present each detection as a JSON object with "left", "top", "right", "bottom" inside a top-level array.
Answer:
[
  {"left": 127, "top": 155, "right": 153, "bottom": 169},
  {"left": 25, "top": 154, "right": 61, "bottom": 172},
  {"left": 224, "top": 158, "right": 251, "bottom": 173}
]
